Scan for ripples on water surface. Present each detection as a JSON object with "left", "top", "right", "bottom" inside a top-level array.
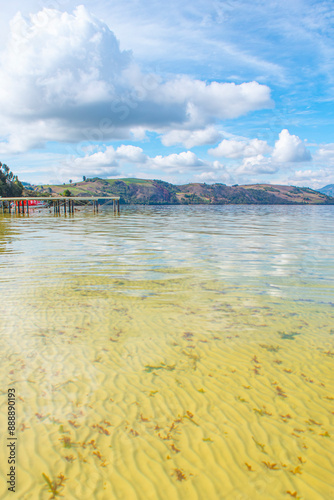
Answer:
[{"left": 0, "top": 205, "right": 333, "bottom": 499}]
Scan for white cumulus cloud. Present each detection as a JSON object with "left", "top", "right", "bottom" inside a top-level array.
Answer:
[
  {"left": 161, "top": 126, "right": 221, "bottom": 148},
  {"left": 209, "top": 138, "right": 271, "bottom": 158},
  {"left": 0, "top": 5, "right": 273, "bottom": 154},
  {"left": 236, "top": 155, "right": 279, "bottom": 175},
  {"left": 272, "top": 129, "right": 311, "bottom": 162}
]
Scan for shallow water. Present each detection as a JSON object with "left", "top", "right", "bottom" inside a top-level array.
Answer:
[{"left": 0, "top": 205, "right": 333, "bottom": 499}]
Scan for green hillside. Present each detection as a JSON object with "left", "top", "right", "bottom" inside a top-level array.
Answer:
[{"left": 28, "top": 178, "right": 334, "bottom": 205}]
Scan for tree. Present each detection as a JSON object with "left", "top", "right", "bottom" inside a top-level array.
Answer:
[
  {"left": 69, "top": 179, "right": 72, "bottom": 184},
  {"left": 62, "top": 189, "right": 72, "bottom": 196},
  {"left": 0, "top": 162, "right": 23, "bottom": 197},
  {"left": 83, "top": 176, "right": 86, "bottom": 182}
]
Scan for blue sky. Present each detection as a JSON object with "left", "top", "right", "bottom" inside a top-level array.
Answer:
[{"left": 0, "top": 0, "right": 333, "bottom": 188}]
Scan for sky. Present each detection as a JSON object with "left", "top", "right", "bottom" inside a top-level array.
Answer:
[{"left": 0, "top": 0, "right": 333, "bottom": 188}]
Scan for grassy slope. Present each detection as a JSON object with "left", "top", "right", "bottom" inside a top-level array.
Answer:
[{"left": 28, "top": 179, "right": 334, "bottom": 205}]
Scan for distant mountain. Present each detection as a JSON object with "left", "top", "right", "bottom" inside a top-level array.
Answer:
[
  {"left": 26, "top": 178, "right": 334, "bottom": 205},
  {"left": 318, "top": 184, "right": 334, "bottom": 197}
]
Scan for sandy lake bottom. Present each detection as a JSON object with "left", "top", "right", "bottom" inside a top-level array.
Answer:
[{"left": 0, "top": 205, "right": 333, "bottom": 499}]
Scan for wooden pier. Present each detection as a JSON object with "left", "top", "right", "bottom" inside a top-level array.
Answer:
[{"left": 0, "top": 196, "right": 120, "bottom": 215}]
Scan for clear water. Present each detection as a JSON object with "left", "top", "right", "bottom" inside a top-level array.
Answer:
[{"left": 0, "top": 205, "right": 333, "bottom": 499}]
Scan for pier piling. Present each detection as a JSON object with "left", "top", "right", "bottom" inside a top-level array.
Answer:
[{"left": 0, "top": 196, "right": 120, "bottom": 216}]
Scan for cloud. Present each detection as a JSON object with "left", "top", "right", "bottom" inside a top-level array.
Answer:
[
  {"left": 316, "top": 143, "right": 334, "bottom": 161},
  {"left": 61, "top": 146, "right": 217, "bottom": 179},
  {"left": 280, "top": 167, "right": 334, "bottom": 190},
  {"left": 236, "top": 155, "right": 279, "bottom": 175},
  {"left": 161, "top": 126, "right": 221, "bottom": 148},
  {"left": 150, "top": 151, "right": 207, "bottom": 171},
  {"left": 0, "top": 5, "right": 273, "bottom": 154},
  {"left": 115, "top": 145, "right": 147, "bottom": 162},
  {"left": 272, "top": 129, "right": 311, "bottom": 162},
  {"left": 209, "top": 138, "right": 271, "bottom": 158},
  {"left": 193, "top": 170, "right": 232, "bottom": 184}
]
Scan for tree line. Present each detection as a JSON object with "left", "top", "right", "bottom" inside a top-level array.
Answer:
[{"left": 0, "top": 162, "right": 23, "bottom": 197}]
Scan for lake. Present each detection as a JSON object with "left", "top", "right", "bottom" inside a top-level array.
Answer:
[{"left": 0, "top": 205, "right": 333, "bottom": 499}]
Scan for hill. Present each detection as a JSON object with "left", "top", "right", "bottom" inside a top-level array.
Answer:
[
  {"left": 318, "top": 184, "right": 334, "bottom": 197},
  {"left": 27, "top": 178, "right": 334, "bottom": 205}
]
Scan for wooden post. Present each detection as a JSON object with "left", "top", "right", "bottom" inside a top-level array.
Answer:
[
  {"left": 96, "top": 200, "right": 98, "bottom": 213},
  {"left": 1, "top": 201, "right": 4, "bottom": 214},
  {"left": 64, "top": 199, "right": 67, "bottom": 215},
  {"left": 117, "top": 200, "right": 120, "bottom": 214},
  {"left": 22, "top": 200, "right": 25, "bottom": 214},
  {"left": 26, "top": 200, "right": 29, "bottom": 215},
  {"left": 8, "top": 201, "right": 11, "bottom": 214}
]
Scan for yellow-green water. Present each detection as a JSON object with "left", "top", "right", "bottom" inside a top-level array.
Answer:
[{"left": 0, "top": 205, "right": 333, "bottom": 499}]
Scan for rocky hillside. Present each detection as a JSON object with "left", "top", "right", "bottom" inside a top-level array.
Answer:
[{"left": 27, "top": 178, "right": 334, "bottom": 205}]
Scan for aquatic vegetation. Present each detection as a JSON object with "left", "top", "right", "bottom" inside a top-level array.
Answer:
[
  {"left": 290, "top": 466, "right": 302, "bottom": 475},
  {"left": 275, "top": 386, "right": 288, "bottom": 398},
  {"left": 305, "top": 419, "right": 322, "bottom": 426},
  {"left": 253, "top": 407, "right": 272, "bottom": 416},
  {"left": 92, "top": 424, "right": 110, "bottom": 435},
  {"left": 203, "top": 438, "right": 213, "bottom": 443},
  {"left": 237, "top": 396, "right": 248, "bottom": 403},
  {"left": 262, "top": 461, "right": 279, "bottom": 470},
  {"left": 183, "top": 412, "right": 200, "bottom": 426},
  {"left": 259, "top": 344, "right": 280, "bottom": 352},
  {"left": 252, "top": 437, "right": 267, "bottom": 454},
  {"left": 64, "top": 455, "right": 76, "bottom": 462},
  {"left": 280, "top": 414, "right": 292, "bottom": 422},
  {"left": 286, "top": 491, "right": 301, "bottom": 499},
  {"left": 59, "top": 436, "right": 72, "bottom": 449},
  {"left": 245, "top": 463, "right": 254, "bottom": 471},
  {"left": 319, "top": 431, "right": 330, "bottom": 437},
  {"left": 87, "top": 440, "right": 97, "bottom": 449},
  {"left": 42, "top": 473, "right": 66, "bottom": 499},
  {"left": 19, "top": 423, "right": 30, "bottom": 431},
  {"left": 278, "top": 331, "right": 300, "bottom": 340},
  {"left": 144, "top": 363, "right": 176, "bottom": 372},
  {"left": 68, "top": 420, "right": 80, "bottom": 428},
  {"left": 172, "top": 468, "right": 187, "bottom": 481}
]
